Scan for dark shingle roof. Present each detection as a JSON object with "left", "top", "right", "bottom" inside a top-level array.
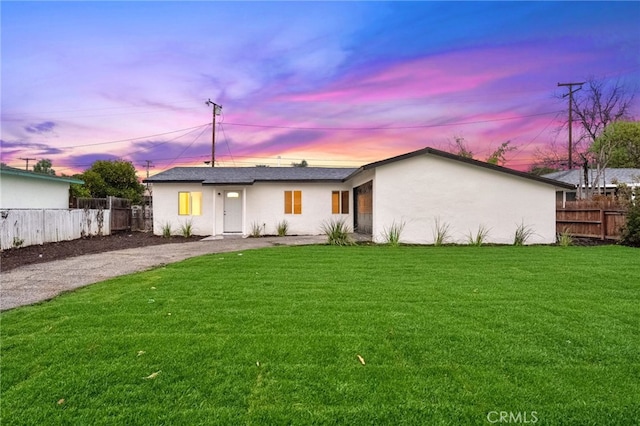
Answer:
[
  {"left": 145, "top": 167, "right": 357, "bottom": 185},
  {"left": 145, "top": 147, "right": 577, "bottom": 190}
]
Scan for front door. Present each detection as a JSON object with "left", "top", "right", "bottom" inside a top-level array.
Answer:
[{"left": 223, "top": 190, "right": 243, "bottom": 233}]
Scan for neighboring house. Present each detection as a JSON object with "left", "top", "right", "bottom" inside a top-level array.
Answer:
[
  {"left": 146, "top": 147, "right": 574, "bottom": 244},
  {"left": 0, "top": 166, "right": 83, "bottom": 209},
  {"left": 543, "top": 168, "right": 640, "bottom": 202}
]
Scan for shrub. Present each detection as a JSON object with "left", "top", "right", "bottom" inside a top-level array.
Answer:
[
  {"left": 513, "top": 222, "right": 535, "bottom": 246},
  {"left": 321, "top": 218, "right": 353, "bottom": 246},
  {"left": 382, "top": 220, "right": 405, "bottom": 247},
  {"left": 466, "top": 225, "right": 490, "bottom": 246},
  {"left": 276, "top": 220, "right": 289, "bottom": 237},
  {"left": 180, "top": 220, "right": 193, "bottom": 238},
  {"left": 620, "top": 201, "right": 640, "bottom": 247},
  {"left": 557, "top": 229, "right": 573, "bottom": 247},
  {"left": 250, "top": 221, "right": 264, "bottom": 238},
  {"left": 12, "top": 236, "right": 24, "bottom": 248},
  {"left": 432, "top": 217, "right": 451, "bottom": 246},
  {"left": 161, "top": 222, "right": 172, "bottom": 238}
]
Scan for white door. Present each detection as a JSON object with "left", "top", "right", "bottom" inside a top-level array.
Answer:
[{"left": 223, "top": 190, "right": 243, "bottom": 233}]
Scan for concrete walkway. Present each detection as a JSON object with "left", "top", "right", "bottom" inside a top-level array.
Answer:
[{"left": 0, "top": 235, "right": 329, "bottom": 311}]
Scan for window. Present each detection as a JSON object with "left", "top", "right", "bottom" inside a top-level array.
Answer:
[
  {"left": 178, "top": 191, "right": 202, "bottom": 216},
  {"left": 331, "top": 190, "right": 349, "bottom": 214},
  {"left": 284, "top": 190, "right": 302, "bottom": 214}
]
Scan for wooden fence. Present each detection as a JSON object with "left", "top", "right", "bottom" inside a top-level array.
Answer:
[
  {"left": 556, "top": 200, "right": 627, "bottom": 240},
  {"left": 76, "top": 196, "right": 132, "bottom": 232},
  {"left": 0, "top": 209, "right": 111, "bottom": 250}
]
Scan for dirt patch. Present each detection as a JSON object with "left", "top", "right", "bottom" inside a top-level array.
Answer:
[{"left": 1, "top": 232, "right": 202, "bottom": 272}]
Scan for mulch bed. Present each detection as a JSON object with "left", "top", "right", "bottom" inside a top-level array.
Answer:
[{"left": 1, "top": 232, "right": 202, "bottom": 272}]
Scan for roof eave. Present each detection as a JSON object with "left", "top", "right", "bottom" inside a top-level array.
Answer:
[
  {"left": 144, "top": 179, "right": 205, "bottom": 184},
  {"left": 360, "top": 147, "right": 576, "bottom": 190},
  {"left": 0, "top": 168, "right": 83, "bottom": 184}
]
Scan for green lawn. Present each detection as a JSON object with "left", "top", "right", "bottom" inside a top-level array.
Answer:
[{"left": 1, "top": 245, "right": 639, "bottom": 425}]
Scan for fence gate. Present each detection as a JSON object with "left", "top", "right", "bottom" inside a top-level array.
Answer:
[
  {"left": 76, "top": 196, "right": 132, "bottom": 233},
  {"left": 109, "top": 197, "right": 132, "bottom": 232},
  {"left": 556, "top": 200, "right": 627, "bottom": 240}
]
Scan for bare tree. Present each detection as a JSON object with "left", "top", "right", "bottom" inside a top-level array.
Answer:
[
  {"left": 549, "top": 77, "right": 637, "bottom": 197},
  {"left": 573, "top": 78, "right": 636, "bottom": 150},
  {"left": 534, "top": 139, "right": 567, "bottom": 170},
  {"left": 577, "top": 79, "right": 637, "bottom": 197},
  {"left": 448, "top": 136, "right": 474, "bottom": 159},
  {"left": 486, "top": 141, "right": 516, "bottom": 166}
]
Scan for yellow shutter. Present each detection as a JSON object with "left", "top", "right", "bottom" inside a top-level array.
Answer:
[
  {"left": 178, "top": 192, "right": 190, "bottom": 215},
  {"left": 341, "top": 191, "right": 349, "bottom": 214},
  {"left": 293, "top": 190, "right": 302, "bottom": 214},
  {"left": 191, "top": 192, "right": 202, "bottom": 216},
  {"left": 332, "top": 191, "right": 340, "bottom": 214},
  {"left": 284, "top": 191, "right": 292, "bottom": 214}
]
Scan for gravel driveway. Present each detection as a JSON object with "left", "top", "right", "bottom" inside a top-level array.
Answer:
[{"left": 0, "top": 235, "right": 328, "bottom": 311}]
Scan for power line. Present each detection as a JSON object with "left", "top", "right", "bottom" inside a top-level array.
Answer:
[
  {"left": 50, "top": 125, "right": 211, "bottom": 174},
  {"left": 219, "top": 123, "right": 236, "bottom": 167},
  {"left": 121, "top": 124, "right": 210, "bottom": 158},
  {"left": 55, "top": 123, "right": 210, "bottom": 149},
  {"left": 161, "top": 125, "right": 210, "bottom": 171},
  {"left": 222, "top": 110, "right": 563, "bottom": 131},
  {"left": 1, "top": 99, "right": 201, "bottom": 118}
]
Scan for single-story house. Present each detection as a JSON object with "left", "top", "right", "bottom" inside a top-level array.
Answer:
[
  {"left": 543, "top": 168, "right": 640, "bottom": 202},
  {"left": 145, "top": 147, "right": 575, "bottom": 244},
  {"left": 0, "top": 166, "right": 83, "bottom": 209}
]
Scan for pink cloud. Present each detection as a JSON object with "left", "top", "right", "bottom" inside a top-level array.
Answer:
[{"left": 281, "top": 46, "right": 580, "bottom": 105}]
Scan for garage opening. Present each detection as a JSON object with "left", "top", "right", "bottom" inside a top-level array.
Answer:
[{"left": 354, "top": 180, "right": 372, "bottom": 234}]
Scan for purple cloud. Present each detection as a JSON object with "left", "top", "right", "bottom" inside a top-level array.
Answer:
[{"left": 24, "top": 121, "right": 56, "bottom": 134}]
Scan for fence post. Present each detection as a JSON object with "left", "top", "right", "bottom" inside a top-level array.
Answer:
[{"left": 600, "top": 209, "right": 606, "bottom": 240}]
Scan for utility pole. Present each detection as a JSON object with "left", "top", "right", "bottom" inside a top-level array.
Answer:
[
  {"left": 557, "top": 82, "right": 584, "bottom": 169},
  {"left": 142, "top": 160, "right": 154, "bottom": 188},
  {"left": 19, "top": 157, "right": 36, "bottom": 171},
  {"left": 205, "top": 99, "right": 222, "bottom": 167}
]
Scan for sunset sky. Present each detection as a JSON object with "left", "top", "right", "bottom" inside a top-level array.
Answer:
[{"left": 2, "top": 1, "right": 639, "bottom": 177}]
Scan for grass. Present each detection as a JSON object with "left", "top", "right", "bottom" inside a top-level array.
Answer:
[{"left": 1, "top": 246, "right": 639, "bottom": 425}]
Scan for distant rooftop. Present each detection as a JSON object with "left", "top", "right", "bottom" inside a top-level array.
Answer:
[{"left": 543, "top": 168, "right": 640, "bottom": 187}]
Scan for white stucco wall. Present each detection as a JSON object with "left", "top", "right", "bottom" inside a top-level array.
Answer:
[
  {"left": 243, "top": 182, "right": 353, "bottom": 236},
  {"left": 367, "top": 155, "right": 558, "bottom": 244},
  {"left": 0, "top": 174, "right": 71, "bottom": 209},
  {"left": 152, "top": 181, "right": 353, "bottom": 237},
  {"left": 151, "top": 183, "right": 215, "bottom": 236}
]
